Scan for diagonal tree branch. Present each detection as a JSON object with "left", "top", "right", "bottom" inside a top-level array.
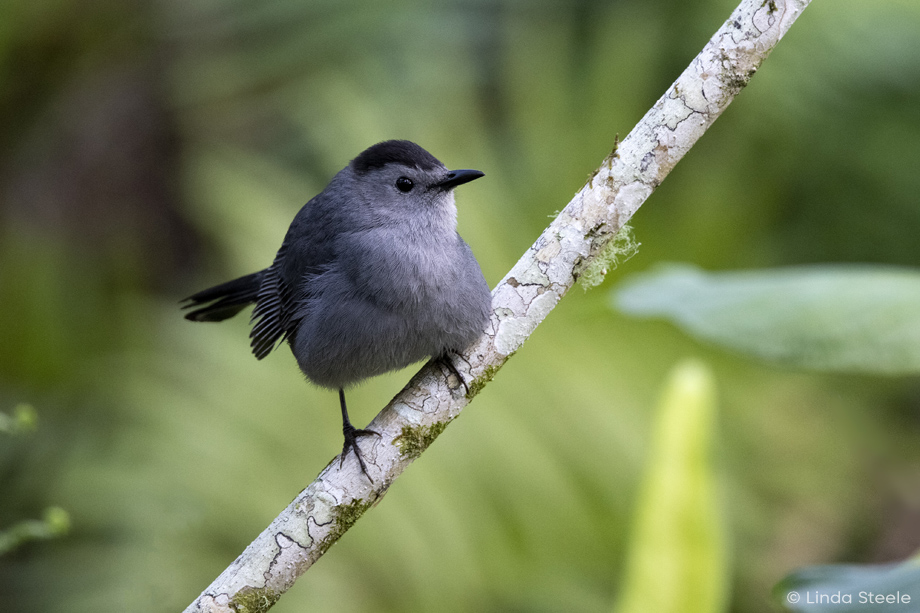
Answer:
[{"left": 184, "top": 0, "right": 811, "bottom": 610}]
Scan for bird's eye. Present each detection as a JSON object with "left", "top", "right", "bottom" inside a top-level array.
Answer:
[{"left": 395, "top": 177, "right": 414, "bottom": 193}]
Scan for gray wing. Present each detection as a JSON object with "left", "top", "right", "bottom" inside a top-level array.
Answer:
[
  {"left": 248, "top": 191, "right": 340, "bottom": 360},
  {"left": 249, "top": 241, "right": 299, "bottom": 359}
]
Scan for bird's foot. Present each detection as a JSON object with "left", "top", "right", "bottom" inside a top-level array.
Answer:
[
  {"left": 340, "top": 424, "right": 381, "bottom": 482},
  {"left": 438, "top": 351, "right": 469, "bottom": 395}
]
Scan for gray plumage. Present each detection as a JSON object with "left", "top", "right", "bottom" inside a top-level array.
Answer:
[{"left": 183, "top": 140, "right": 491, "bottom": 478}]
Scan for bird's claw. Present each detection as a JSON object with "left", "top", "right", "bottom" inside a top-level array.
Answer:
[
  {"left": 340, "top": 425, "right": 381, "bottom": 482},
  {"left": 438, "top": 352, "right": 469, "bottom": 395}
]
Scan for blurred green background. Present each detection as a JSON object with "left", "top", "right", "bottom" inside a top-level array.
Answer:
[{"left": 2, "top": 0, "right": 919, "bottom": 611}]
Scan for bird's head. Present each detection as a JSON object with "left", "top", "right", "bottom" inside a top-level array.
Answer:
[{"left": 346, "top": 140, "right": 484, "bottom": 230}]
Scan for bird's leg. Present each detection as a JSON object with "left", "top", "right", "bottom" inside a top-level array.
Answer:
[
  {"left": 437, "top": 351, "right": 469, "bottom": 395},
  {"left": 339, "top": 388, "right": 380, "bottom": 482}
]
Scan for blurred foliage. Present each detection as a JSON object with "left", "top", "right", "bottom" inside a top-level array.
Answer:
[
  {"left": 615, "top": 265, "right": 920, "bottom": 375},
  {"left": 1, "top": 0, "right": 919, "bottom": 611},
  {"left": 0, "top": 507, "right": 70, "bottom": 557},
  {"left": 613, "top": 262, "right": 920, "bottom": 607},
  {"left": 0, "top": 403, "right": 38, "bottom": 435},
  {"left": 1, "top": 405, "right": 69, "bottom": 556},
  {"left": 616, "top": 361, "right": 726, "bottom": 613}
]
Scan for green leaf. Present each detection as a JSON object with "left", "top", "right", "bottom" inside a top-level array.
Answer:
[
  {"left": 774, "top": 555, "right": 920, "bottom": 611},
  {"left": 616, "top": 361, "right": 726, "bottom": 613},
  {"left": 613, "top": 265, "right": 920, "bottom": 375}
]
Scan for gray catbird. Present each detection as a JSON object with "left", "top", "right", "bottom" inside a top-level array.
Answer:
[{"left": 183, "top": 140, "right": 491, "bottom": 478}]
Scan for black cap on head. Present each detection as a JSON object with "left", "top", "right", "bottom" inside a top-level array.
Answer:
[{"left": 351, "top": 140, "right": 443, "bottom": 174}]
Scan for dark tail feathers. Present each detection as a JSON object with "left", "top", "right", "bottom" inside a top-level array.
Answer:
[{"left": 182, "top": 270, "right": 266, "bottom": 322}]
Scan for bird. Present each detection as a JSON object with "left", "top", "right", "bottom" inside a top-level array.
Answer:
[{"left": 182, "top": 140, "right": 492, "bottom": 479}]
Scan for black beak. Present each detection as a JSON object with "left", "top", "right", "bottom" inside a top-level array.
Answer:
[{"left": 435, "top": 169, "right": 485, "bottom": 190}]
